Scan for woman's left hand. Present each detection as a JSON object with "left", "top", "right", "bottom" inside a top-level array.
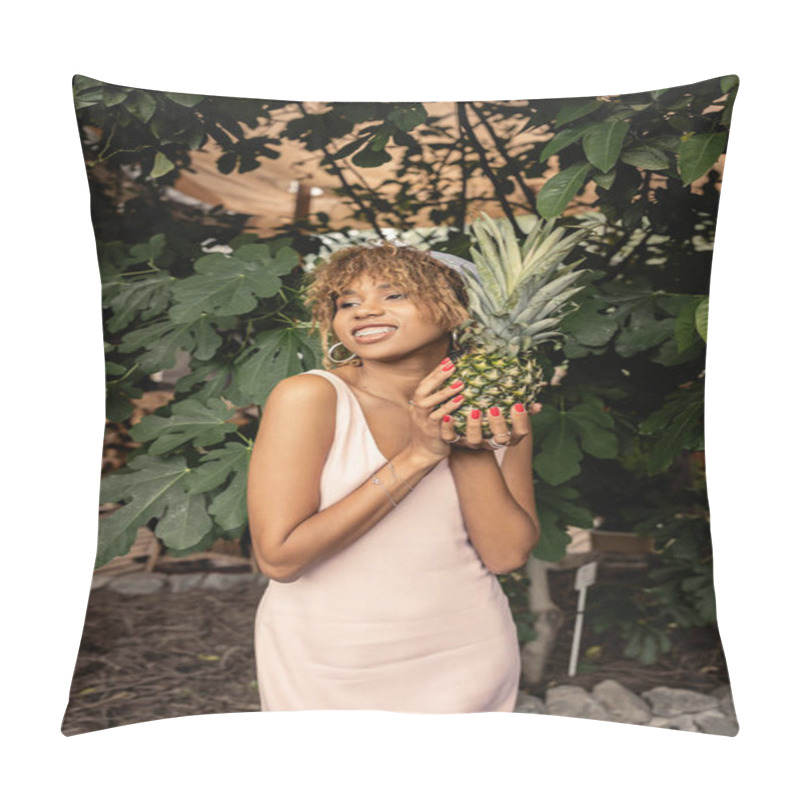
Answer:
[{"left": 442, "top": 402, "right": 543, "bottom": 451}]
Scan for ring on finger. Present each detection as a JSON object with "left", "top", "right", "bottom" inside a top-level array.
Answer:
[
  {"left": 444, "top": 433, "right": 462, "bottom": 444},
  {"left": 488, "top": 435, "right": 510, "bottom": 449}
]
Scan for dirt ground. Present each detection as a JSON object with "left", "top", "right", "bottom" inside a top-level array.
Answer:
[{"left": 61, "top": 565, "right": 732, "bottom": 736}]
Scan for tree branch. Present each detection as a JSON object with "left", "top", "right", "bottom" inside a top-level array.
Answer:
[
  {"left": 296, "top": 103, "right": 385, "bottom": 239},
  {"left": 457, "top": 103, "right": 524, "bottom": 238},
  {"left": 467, "top": 102, "right": 539, "bottom": 210}
]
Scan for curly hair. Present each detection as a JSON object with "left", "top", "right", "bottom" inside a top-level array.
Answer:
[{"left": 302, "top": 241, "right": 473, "bottom": 370}]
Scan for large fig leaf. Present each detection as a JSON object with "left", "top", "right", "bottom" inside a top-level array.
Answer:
[
  {"left": 170, "top": 244, "right": 296, "bottom": 322},
  {"left": 97, "top": 455, "right": 207, "bottom": 567},
  {"left": 130, "top": 397, "right": 239, "bottom": 455},
  {"left": 235, "top": 326, "right": 322, "bottom": 405}
]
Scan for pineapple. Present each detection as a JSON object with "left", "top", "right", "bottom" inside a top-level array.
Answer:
[{"left": 440, "top": 211, "right": 595, "bottom": 437}]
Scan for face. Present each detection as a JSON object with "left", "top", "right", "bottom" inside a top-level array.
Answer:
[{"left": 331, "top": 273, "right": 450, "bottom": 361}]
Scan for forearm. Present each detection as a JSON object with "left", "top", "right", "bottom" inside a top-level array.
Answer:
[
  {"left": 265, "top": 447, "right": 442, "bottom": 582},
  {"left": 448, "top": 449, "right": 537, "bottom": 574}
]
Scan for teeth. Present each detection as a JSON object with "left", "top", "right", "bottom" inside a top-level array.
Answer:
[{"left": 354, "top": 327, "right": 395, "bottom": 337}]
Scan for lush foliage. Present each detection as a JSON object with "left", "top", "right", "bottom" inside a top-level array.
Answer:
[{"left": 75, "top": 74, "right": 736, "bottom": 664}]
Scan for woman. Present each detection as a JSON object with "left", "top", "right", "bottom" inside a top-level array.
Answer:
[{"left": 248, "top": 241, "right": 541, "bottom": 713}]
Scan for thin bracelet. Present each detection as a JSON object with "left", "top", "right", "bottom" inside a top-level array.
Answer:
[
  {"left": 385, "top": 459, "right": 416, "bottom": 492},
  {"left": 370, "top": 472, "right": 398, "bottom": 507}
]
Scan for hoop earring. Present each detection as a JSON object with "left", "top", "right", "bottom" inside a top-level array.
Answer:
[
  {"left": 448, "top": 330, "right": 462, "bottom": 358},
  {"left": 328, "top": 341, "right": 356, "bottom": 364}
]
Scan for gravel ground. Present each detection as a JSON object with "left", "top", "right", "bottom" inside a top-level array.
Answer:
[{"left": 61, "top": 567, "right": 731, "bottom": 736}]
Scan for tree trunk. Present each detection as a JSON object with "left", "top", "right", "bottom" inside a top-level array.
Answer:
[{"left": 520, "top": 556, "right": 565, "bottom": 684}]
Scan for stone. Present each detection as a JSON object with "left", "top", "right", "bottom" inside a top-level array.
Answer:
[
  {"left": 592, "top": 679, "right": 652, "bottom": 724},
  {"left": 712, "top": 684, "right": 737, "bottom": 719},
  {"left": 515, "top": 692, "right": 548, "bottom": 714},
  {"left": 545, "top": 685, "right": 615, "bottom": 722},
  {"left": 168, "top": 573, "right": 206, "bottom": 593},
  {"left": 200, "top": 572, "right": 257, "bottom": 591},
  {"left": 641, "top": 686, "right": 719, "bottom": 717},
  {"left": 107, "top": 572, "right": 168, "bottom": 595},
  {"left": 646, "top": 714, "right": 699, "bottom": 732},
  {"left": 91, "top": 573, "right": 113, "bottom": 590},
  {"left": 693, "top": 709, "right": 739, "bottom": 737}
]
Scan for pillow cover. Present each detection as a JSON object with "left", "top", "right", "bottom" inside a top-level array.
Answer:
[{"left": 62, "top": 74, "right": 739, "bottom": 735}]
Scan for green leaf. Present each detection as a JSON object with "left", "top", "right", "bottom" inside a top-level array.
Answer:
[
  {"left": 207, "top": 468, "right": 248, "bottom": 530},
  {"left": 555, "top": 99, "right": 603, "bottom": 128},
  {"left": 646, "top": 134, "right": 682, "bottom": 153},
  {"left": 193, "top": 316, "right": 224, "bottom": 361},
  {"left": 155, "top": 491, "right": 213, "bottom": 550},
  {"left": 619, "top": 145, "right": 670, "bottom": 170},
  {"left": 720, "top": 75, "right": 739, "bottom": 94},
  {"left": 695, "top": 297, "right": 709, "bottom": 342},
  {"left": 127, "top": 90, "right": 157, "bottom": 124},
  {"left": 97, "top": 455, "right": 192, "bottom": 567},
  {"left": 170, "top": 244, "right": 296, "bottom": 323},
  {"left": 235, "top": 326, "right": 319, "bottom": 404},
  {"left": 560, "top": 298, "right": 618, "bottom": 347},
  {"left": 652, "top": 335, "right": 705, "bottom": 367},
  {"left": 592, "top": 168, "right": 616, "bottom": 190},
  {"left": 534, "top": 412, "right": 583, "bottom": 485},
  {"left": 102, "top": 85, "right": 130, "bottom": 107},
  {"left": 569, "top": 402, "right": 618, "bottom": 459},
  {"left": 531, "top": 484, "right": 593, "bottom": 562},
  {"left": 540, "top": 125, "right": 591, "bottom": 161},
  {"left": 165, "top": 92, "right": 205, "bottom": 107},
  {"left": 187, "top": 441, "right": 251, "bottom": 494},
  {"left": 119, "top": 318, "right": 222, "bottom": 373},
  {"left": 129, "top": 397, "right": 238, "bottom": 455},
  {"left": 678, "top": 132, "right": 727, "bottom": 185},
  {"left": 539, "top": 486, "right": 595, "bottom": 530},
  {"left": 129, "top": 233, "right": 167, "bottom": 264},
  {"left": 673, "top": 297, "right": 703, "bottom": 352},
  {"left": 387, "top": 104, "right": 427, "bottom": 131},
  {"left": 150, "top": 151, "right": 175, "bottom": 179},
  {"left": 640, "top": 385, "right": 705, "bottom": 474},
  {"left": 582, "top": 121, "right": 629, "bottom": 173},
  {"left": 615, "top": 303, "right": 674, "bottom": 357},
  {"left": 532, "top": 507, "right": 572, "bottom": 562},
  {"left": 536, "top": 162, "right": 593, "bottom": 219},
  {"left": 72, "top": 75, "right": 105, "bottom": 108},
  {"left": 104, "top": 273, "right": 175, "bottom": 333},
  {"left": 105, "top": 361, "right": 127, "bottom": 376}
]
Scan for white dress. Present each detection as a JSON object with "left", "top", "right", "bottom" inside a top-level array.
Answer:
[{"left": 253, "top": 369, "right": 521, "bottom": 712}]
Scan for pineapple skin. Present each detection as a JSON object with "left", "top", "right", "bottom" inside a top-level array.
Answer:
[{"left": 445, "top": 347, "right": 544, "bottom": 437}]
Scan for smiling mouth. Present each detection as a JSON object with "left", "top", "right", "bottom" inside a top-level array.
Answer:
[{"left": 352, "top": 326, "right": 397, "bottom": 342}]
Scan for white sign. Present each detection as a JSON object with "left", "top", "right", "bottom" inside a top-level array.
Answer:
[{"left": 574, "top": 561, "right": 597, "bottom": 591}]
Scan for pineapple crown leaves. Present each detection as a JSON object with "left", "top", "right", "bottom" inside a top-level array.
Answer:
[
  {"left": 467, "top": 212, "right": 595, "bottom": 307},
  {"left": 460, "top": 211, "right": 596, "bottom": 352}
]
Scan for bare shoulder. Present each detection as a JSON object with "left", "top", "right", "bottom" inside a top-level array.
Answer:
[
  {"left": 258, "top": 372, "right": 338, "bottom": 455},
  {"left": 266, "top": 371, "right": 338, "bottom": 408}
]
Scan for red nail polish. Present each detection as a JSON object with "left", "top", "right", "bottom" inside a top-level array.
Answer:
[
  {"left": 514, "top": 403, "right": 524, "bottom": 413},
  {"left": 453, "top": 395, "right": 464, "bottom": 403},
  {"left": 442, "top": 362, "right": 455, "bottom": 371},
  {"left": 470, "top": 409, "right": 481, "bottom": 419},
  {"left": 489, "top": 407, "right": 500, "bottom": 417},
  {"left": 450, "top": 380, "right": 463, "bottom": 389},
  {"left": 443, "top": 415, "right": 451, "bottom": 423}
]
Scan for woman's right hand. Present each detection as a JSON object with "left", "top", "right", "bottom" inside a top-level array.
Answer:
[{"left": 406, "top": 357, "right": 465, "bottom": 461}]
